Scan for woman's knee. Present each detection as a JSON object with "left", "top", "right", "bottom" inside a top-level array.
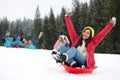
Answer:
[
  {"left": 59, "top": 45, "right": 69, "bottom": 53},
  {"left": 69, "top": 47, "right": 77, "bottom": 51},
  {"left": 66, "top": 47, "right": 77, "bottom": 55}
]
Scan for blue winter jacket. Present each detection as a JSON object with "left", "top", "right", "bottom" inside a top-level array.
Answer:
[
  {"left": 4, "top": 36, "right": 14, "bottom": 47},
  {"left": 28, "top": 38, "right": 40, "bottom": 49},
  {"left": 28, "top": 44, "right": 36, "bottom": 49}
]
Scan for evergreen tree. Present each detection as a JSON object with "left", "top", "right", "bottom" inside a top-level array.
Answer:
[
  {"left": 14, "top": 19, "right": 24, "bottom": 37},
  {"left": 71, "top": 0, "right": 82, "bottom": 35},
  {"left": 80, "top": 3, "right": 89, "bottom": 28},
  {"left": 89, "top": 0, "right": 109, "bottom": 53},
  {"left": 34, "top": 5, "right": 42, "bottom": 48},
  {"left": 22, "top": 18, "right": 34, "bottom": 40},
  {"left": 56, "top": 15, "right": 61, "bottom": 35},
  {"left": 59, "top": 7, "right": 67, "bottom": 35},
  {"left": 89, "top": 0, "right": 106, "bottom": 33},
  {"left": 48, "top": 8, "right": 57, "bottom": 49},
  {"left": 104, "top": 0, "right": 120, "bottom": 53},
  {"left": 9, "top": 21, "right": 16, "bottom": 37},
  {"left": 43, "top": 16, "right": 49, "bottom": 49},
  {"left": 88, "top": 0, "right": 96, "bottom": 26},
  {"left": 56, "top": 7, "right": 67, "bottom": 36},
  {"left": 0, "top": 17, "right": 9, "bottom": 32},
  {"left": 0, "top": 17, "right": 9, "bottom": 45}
]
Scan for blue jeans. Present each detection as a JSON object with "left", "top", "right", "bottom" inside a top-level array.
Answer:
[
  {"left": 59, "top": 45, "right": 69, "bottom": 53},
  {"left": 59, "top": 46, "right": 86, "bottom": 66},
  {"left": 11, "top": 37, "right": 25, "bottom": 47},
  {"left": 33, "top": 38, "right": 40, "bottom": 46}
]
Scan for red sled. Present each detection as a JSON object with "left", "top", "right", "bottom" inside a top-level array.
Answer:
[{"left": 63, "top": 64, "right": 97, "bottom": 74}]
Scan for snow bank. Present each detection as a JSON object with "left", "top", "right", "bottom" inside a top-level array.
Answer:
[{"left": 0, "top": 46, "right": 120, "bottom": 80}]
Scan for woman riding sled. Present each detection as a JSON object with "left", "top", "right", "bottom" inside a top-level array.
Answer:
[{"left": 52, "top": 13, "right": 116, "bottom": 68}]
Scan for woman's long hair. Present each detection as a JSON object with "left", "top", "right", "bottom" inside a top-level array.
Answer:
[{"left": 78, "top": 28, "right": 93, "bottom": 47}]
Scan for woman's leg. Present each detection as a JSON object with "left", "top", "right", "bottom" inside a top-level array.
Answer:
[
  {"left": 59, "top": 45, "right": 69, "bottom": 54},
  {"left": 52, "top": 45, "right": 70, "bottom": 63},
  {"left": 11, "top": 37, "right": 20, "bottom": 47},
  {"left": 18, "top": 41, "right": 25, "bottom": 48},
  {"left": 65, "top": 47, "right": 86, "bottom": 66},
  {"left": 33, "top": 38, "right": 40, "bottom": 46}
]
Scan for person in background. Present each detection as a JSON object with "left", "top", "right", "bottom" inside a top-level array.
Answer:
[
  {"left": 25, "top": 32, "right": 43, "bottom": 49},
  {"left": 2, "top": 31, "right": 27, "bottom": 48},
  {"left": 2, "top": 31, "right": 14, "bottom": 47}
]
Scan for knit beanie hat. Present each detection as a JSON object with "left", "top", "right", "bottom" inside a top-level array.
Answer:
[
  {"left": 5, "top": 31, "right": 10, "bottom": 34},
  {"left": 82, "top": 26, "right": 95, "bottom": 38}
]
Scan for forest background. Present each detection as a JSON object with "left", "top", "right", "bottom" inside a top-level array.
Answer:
[{"left": 0, "top": 0, "right": 120, "bottom": 54}]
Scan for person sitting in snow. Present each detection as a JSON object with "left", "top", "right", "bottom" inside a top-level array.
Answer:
[
  {"left": 25, "top": 32, "right": 43, "bottom": 49},
  {"left": 2, "top": 31, "right": 14, "bottom": 47},
  {"left": 2, "top": 31, "right": 28, "bottom": 48},
  {"left": 52, "top": 35, "right": 70, "bottom": 62},
  {"left": 52, "top": 12, "right": 116, "bottom": 68}
]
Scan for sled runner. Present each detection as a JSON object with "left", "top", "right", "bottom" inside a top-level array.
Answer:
[{"left": 63, "top": 64, "right": 97, "bottom": 74}]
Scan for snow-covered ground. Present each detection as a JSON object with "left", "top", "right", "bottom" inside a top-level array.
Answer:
[{"left": 0, "top": 46, "right": 120, "bottom": 80}]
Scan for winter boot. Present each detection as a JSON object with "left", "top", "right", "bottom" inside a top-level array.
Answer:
[
  {"left": 60, "top": 54, "right": 68, "bottom": 62},
  {"left": 51, "top": 50, "right": 63, "bottom": 63},
  {"left": 38, "top": 32, "right": 43, "bottom": 38},
  {"left": 70, "top": 61, "right": 77, "bottom": 67},
  {"left": 55, "top": 53, "right": 68, "bottom": 64},
  {"left": 64, "top": 61, "right": 78, "bottom": 67},
  {"left": 52, "top": 51, "right": 57, "bottom": 55}
]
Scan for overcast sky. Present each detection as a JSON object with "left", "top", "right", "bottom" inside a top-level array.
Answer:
[{"left": 0, "top": 0, "right": 89, "bottom": 21}]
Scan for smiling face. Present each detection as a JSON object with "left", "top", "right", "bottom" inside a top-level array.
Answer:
[{"left": 82, "top": 29, "right": 91, "bottom": 40}]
